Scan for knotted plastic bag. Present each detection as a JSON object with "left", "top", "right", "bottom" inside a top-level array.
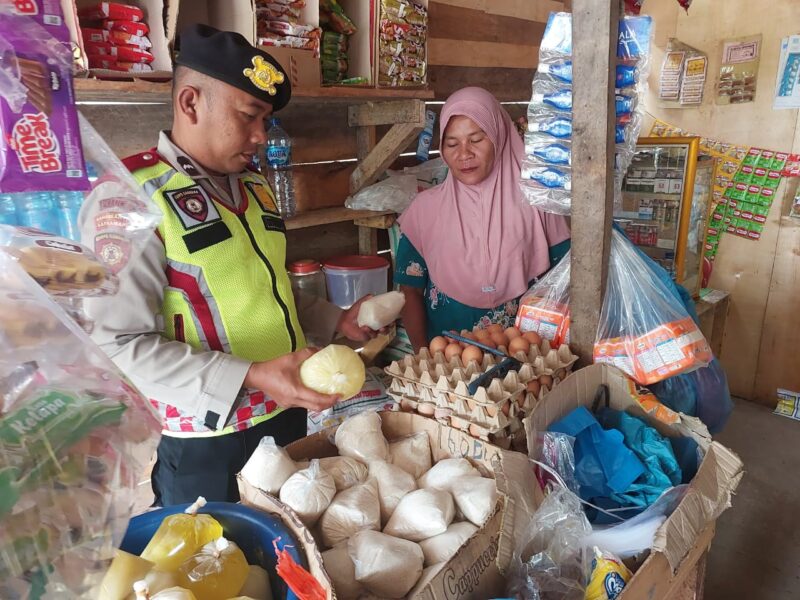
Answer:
[{"left": 515, "top": 250, "right": 571, "bottom": 346}]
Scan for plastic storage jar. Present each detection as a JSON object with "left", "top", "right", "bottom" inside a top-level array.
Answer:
[
  {"left": 322, "top": 255, "right": 390, "bottom": 308},
  {"left": 288, "top": 259, "right": 327, "bottom": 301}
]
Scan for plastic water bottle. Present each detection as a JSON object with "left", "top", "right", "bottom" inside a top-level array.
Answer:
[
  {"left": 0, "top": 195, "right": 18, "bottom": 226},
  {"left": 265, "top": 117, "right": 296, "bottom": 218},
  {"left": 55, "top": 192, "right": 84, "bottom": 241},
  {"left": 15, "top": 192, "right": 59, "bottom": 234}
]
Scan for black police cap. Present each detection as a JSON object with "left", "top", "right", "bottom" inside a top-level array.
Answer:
[{"left": 176, "top": 24, "right": 291, "bottom": 111}]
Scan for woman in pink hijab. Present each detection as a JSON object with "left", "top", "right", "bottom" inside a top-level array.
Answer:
[{"left": 395, "top": 87, "right": 571, "bottom": 350}]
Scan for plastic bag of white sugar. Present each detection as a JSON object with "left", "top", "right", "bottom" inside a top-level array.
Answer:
[
  {"left": 356, "top": 291, "right": 406, "bottom": 330},
  {"left": 417, "top": 458, "right": 479, "bottom": 493},
  {"left": 279, "top": 459, "right": 336, "bottom": 527},
  {"left": 450, "top": 476, "right": 498, "bottom": 527},
  {"left": 322, "top": 544, "right": 363, "bottom": 600},
  {"left": 348, "top": 530, "right": 423, "bottom": 598},
  {"left": 318, "top": 456, "right": 368, "bottom": 491},
  {"left": 419, "top": 521, "right": 478, "bottom": 566},
  {"left": 368, "top": 460, "right": 417, "bottom": 523},
  {"left": 334, "top": 411, "right": 389, "bottom": 463},
  {"left": 389, "top": 432, "right": 432, "bottom": 480},
  {"left": 320, "top": 479, "right": 381, "bottom": 548},
  {"left": 240, "top": 436, "right": 297, "bottom": 494},
  {"left": 383, "top": 488, "right": 455, "bottom": 542}
]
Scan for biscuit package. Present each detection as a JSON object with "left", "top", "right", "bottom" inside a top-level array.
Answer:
[
  {"left": 7, "top": 0, "right": 71, "bottom": 41},
  {"left": 0, "top": 11, "right": 89, "bottom": 193},
  {"left": 0, "top": 249, "right": 161, "bottom": 599},
  {"left": 0, "top": 225, "right": 119, "bottom": 297}
]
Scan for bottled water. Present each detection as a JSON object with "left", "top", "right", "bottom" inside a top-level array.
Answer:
[
  {"left": 55, "top": 192, "right": 84, "bottom": 241},
  {"left": 15, "top": 192, "right": 59, "bottom": 234},
  {"left": 0, "top": 195, "right": 18, "bottom": 226},
  {"left": 265, "top": 117, "right": 296, "bottom": 218}
]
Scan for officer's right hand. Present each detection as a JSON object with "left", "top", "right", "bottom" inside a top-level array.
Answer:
[{"left": 244, "top": 348, "right": 340, "bottom": 412}]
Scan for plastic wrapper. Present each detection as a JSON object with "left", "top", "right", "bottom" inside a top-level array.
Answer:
[
  {"left": 319, "top": 479, "right": 381, "bottom": 548},
  {"left": 177, "top": 537, "right": 249, "bottom": 599},
  {"left": 388, "top": 432, "right": 432, "bottom": 479},
  {"left": 450, "top": 476, "right": 497, "bottom": 527},
  {"left": 260, "top": 20, "right": 321, "bottom": 39},
  {"left": 99, "top": 19, "right": 150, "bottom": 36},
  {"left": 648, "top": 358, "right": 732, "bottom": 434},
  {"left": 584, "top": 547, "right": 631, "bottom": 600},
  {"left": 87, "top": 58, "right": 153, "bottom": 73},
  {"left": 383, "top": 488, "right": 455, "bottom": 542},
  {"left": 515, "top": 252, "right": 571, "bottom": 346},
  {"left": 318, "top": 456, "right": 368, "bottom": 491},
  {"left": 380, "top": 0, "right": 427, "bottom": 27},
  {"left": 534, "top": 432, "right": 579, "bottom": 497},
  {"left": 280, "top": 459, "right": 337, "bottom": 527},
  {"left": 418, "top": 522, "right": 477, "bottom": 566},
  {"left": 0, "top": 224, "right": 119, "bottom": 297},
  {"left": 77, "top": 2, "right": 144, "bottom": 21},
  {"left": 240, "top": 435, "right": 298, "bottom": 495},
  {"left": 334, "top": 410, "right": 390, "bottom": 463},
  {"left": 0, "top": 250, "right": 161, "bottom": 599},
  {"left": 81, "top": 28, "right": 152, "bottom": 48},
  {"left": 7, "top": 0, "right": 70, "bottom": 41},
  {"left": 320, "top": 0, "right": 357, "bottom": 35},
  {"left": 258, "top": 32, "right": 319, "bottom": 53},
  {"left": 300, "top": 344, "right": 366, "bottom": 400},
  {"left": 367, "top": 459, "right": 416, "bottom": 523},
  {"left": 506, "top": 485, "right": 591, "bottom": 600},
  {"left": 377, "top": 0, "right": 427, "bottom": 87},
  {"left": 256, "top": 4, "right": 302, "bottom": 23},
  {"left": 322, "top": 543, "right": 363, "bottom": 599},
  {"left": 0, "top": 11, "right": 89, "bottom": 193},
  {"left": 357, "top": 291, "right": 406, "bottom": 329},
  {"left": 594, "top": 230, "right": 712, "bottom": 385},
  {"left": 417, "top": 457, "right": 479, "bottom": 492},
  {"left": 348, "top": 530, "right": 423, "bottom": 598},
  {"left": 84, "top": 41, "right": 155, "bottom": 63}
]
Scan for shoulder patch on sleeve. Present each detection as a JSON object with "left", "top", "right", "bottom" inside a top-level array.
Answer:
[{"left": 122, "top": 148, "right": 161, "bottom": 173}]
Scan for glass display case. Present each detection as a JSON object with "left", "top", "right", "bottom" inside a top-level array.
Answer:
[{"left": 614, "top": 136, "right": 715, "bottom": 297}]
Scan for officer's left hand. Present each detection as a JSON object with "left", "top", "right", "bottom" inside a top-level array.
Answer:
[{"left": 336, "top": 295, "right": 389, "bottom": 342}]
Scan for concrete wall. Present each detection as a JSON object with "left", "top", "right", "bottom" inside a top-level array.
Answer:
[{"left": 642, "top": 0, "right": 800, "bottom": 404}]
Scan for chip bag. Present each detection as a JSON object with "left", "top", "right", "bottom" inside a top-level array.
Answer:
[
  {"left": 0, "top": 250, "right": 161, "bottom": 598},
  {"left": 515, "top": 251, "right": 571, "bottom": 346}
]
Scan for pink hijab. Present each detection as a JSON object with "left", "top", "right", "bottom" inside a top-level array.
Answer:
[{"left": 398, "top": 87, "right": 571, "bottom": 309}]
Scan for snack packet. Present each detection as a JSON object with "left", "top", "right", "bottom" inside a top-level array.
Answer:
[
  {"left": 7, "top": 0, "right": 70, "bottom": 41},
  {"left": 0, "top": 12, "right": 89, "bottom": 193},
  {"left": 77, "top": 2, "right": 145, "bottom": 22},
  {"left": 99, "top": 19, "right": 150, "bottom": 36}
]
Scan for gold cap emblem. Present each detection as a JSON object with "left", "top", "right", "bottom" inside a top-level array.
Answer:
[{"left": 243, "top": 55, "right": 285, "bottom": 95}]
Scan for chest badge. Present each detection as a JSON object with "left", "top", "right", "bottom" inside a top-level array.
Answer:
[
  {"left": 243, "top": 55, "right": 284, "bottom": 96},
  {"left": 165, "top": 185, "right": 222, "bottom": 230}
]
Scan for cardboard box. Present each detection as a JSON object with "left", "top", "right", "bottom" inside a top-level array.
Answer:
[
  {"left": 524, "top": 364, "right": 744, "bottom": 597},
  {"left": 266, "top": 47, "right": 321, "bottom": 90},
  {"left": 240, "top": 411, "right": 537, "bottom": 600},
  {"left": 374, "top": 0, "right": 429, "bottom": 88},
  {"left": 75, "top": 0, "right": 177, "bottom": 79}
]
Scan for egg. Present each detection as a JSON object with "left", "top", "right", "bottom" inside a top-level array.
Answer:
[
  {"left": 508, "top": 336, "right": 531, "bottom": 356},
  {"left": 429, "top": 336, "right": 448, "bottom": 355},
  {"left": 461, "top": 345, "right": 483, "bottom": 365},
  {"left": 474, "top": 329, "right": 491, "bottom": 342},
  {"left": 504, "top": 327, "right": 522, "bottom": 340},
  {"left": 539, "top": 374, "right": 554, "bottom": 389},
  {"left": 444, "top": 343, "right": 463, "bottom": 360},
  {"left": 480, "top": 339, "right": 497, "bottom": 349},
  {"left": 459, "top": 331, "right": 477, "bottom": 348},
  {"left": 523, "top": 331, "right": 542, "bottom": 347},
  {"left": 527, "top": 380, "right": 541, "bottom": 396},
  {"left": 486, "top": 324, "right": 503, "bottom": 335},
  {"left": 490, "top": 332, "right": 508, "bottom": 348}
]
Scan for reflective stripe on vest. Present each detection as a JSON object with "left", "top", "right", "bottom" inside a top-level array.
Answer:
[{"left": 131, "top": 157, "right": 306, "bottom": 435}]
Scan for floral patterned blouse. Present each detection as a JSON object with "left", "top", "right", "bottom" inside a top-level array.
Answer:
[{"left": 394, "top": 234, "right": 570, "bottom": 341}]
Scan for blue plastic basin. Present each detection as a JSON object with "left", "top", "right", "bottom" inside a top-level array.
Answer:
[{"left": 120, "top": 502, "right": 305, "bottom": 600}]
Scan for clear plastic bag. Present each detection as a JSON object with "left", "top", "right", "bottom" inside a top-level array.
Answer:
[
  {"left": 535, "top": 432, "right": 579, "bottom": 497},
  {"left": 506, "top": 485, "right": 590, "bottom": 600},
  {"left": 0, "top": 224, "right": 119, "bottom": 297},
  {"left": 0, "top": 250, "right": 161, "bottom": 599},
  {"left": 594, "top": 230, "right": 712, "bottom": 385},
  {"left": 515, "top": 251, "right": 571, "bottom": 346},
  {"left": 345, "top": 174, "right": 418, "bottom": 213}
]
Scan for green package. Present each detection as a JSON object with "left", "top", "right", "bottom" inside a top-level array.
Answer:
[
  {"left": 745, "top": 185, "right": 762, "bottom": 203},
  {"left": 756, "top": 150, "right": 775, "bottom": 170},
  {"left": 762, "top": 170, "right": 782, "bottom": 190},
  {"left": 752, "top": 168, "right": 768, "bottom": 186},
  {"left": 759, "top": 187, "right": 776, "bottom": 207},
  {"left": 742, "top": 148, "right": 761, "bottom": 167},
  {"left": 772, "top": 152, "right": 789, "bottom": 171},
  {"left": 734, "top": 165, "right": 754, "bottom": 184},
  {"left": 728, "top": 182, "right": 748, "bottom": 201}
]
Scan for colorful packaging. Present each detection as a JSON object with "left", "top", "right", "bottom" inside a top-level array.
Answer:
[
  {"left": 584, "top": 547, "right": 632, "bottom": 600},
  {"left": 85, "top": 42, "right": 155, "bottom": 63},
  {"left": 0, "top": 13, "right": 89, "bottom": 193},
  {"left": 87, "top": 56, "right": 154, "bottom": 72},
  {"left": 320, "top": 0, "right": 357, "bottom": 34},
  {"left": 381, "top": 0, "right": 427, "bottom": 27},
  {"left": 99, "top": 19, "right": 150, "bottom": 36},
  {"left": 8, "top": 0, "right": 70, "bottom": 41},
  {"left": 258, "top": 32, "right": 319, "bottom": 52},
  {"left": 515, "top": 252, "right": 571, "bottom": 346},
  {"left": 81, "top": 27, "right": 152, "bottom": 48},
  {"left": 77, "top": 2, "right": 144, "bottom": 22},
  {"left": 259, "top": 20, "right": 320, "bottom": 39},
  {"left": 257, "top": 4, "right": 302, "bottom": 23}
]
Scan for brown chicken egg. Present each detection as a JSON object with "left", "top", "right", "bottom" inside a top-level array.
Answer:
[
  {"left": 461, "top": 345, "right": 483, "bottom": 365},
  {"left": 523, "top": 331, "right": 542, "bottom": 346},
  {"left": 444, "top": 343, "right": 463, "bottom": 360},
  {"left": 459, "top": 331, "right": 477, "bottom": 348},
  {"left": 486, "top": 323, "right": 503, "bottom": 335},
  {"left": 429, "top": 336, "right": 448, "bottom": 355},
  {"left": 504, "top": 327, "right": 522, "bottom": 340},
  {"left": 539, "top": 374, "right": 554, "bottom": 389},
  {"left": 474, "top": 328, "right": 491, "bottom": 341},
  {"left": 490, "top": 332, "right": 508, "bottom": 348},
  {"left": 508, "top": 336, "right": 531, "bottom": 356},
  {"left": 527, "top": 379, "right": 541, "bottom": 396}
]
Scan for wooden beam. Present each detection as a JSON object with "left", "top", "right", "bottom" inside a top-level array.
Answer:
[
  {"left": 349, "top": 121, "right": 425, "bottom": 193},
  {"left": 284, "top": 207, "right": 394, "bottom": 231},
  {"left": 356, "top": 126, "right": 377, "bottom": 161},
  {"left": 569, "top": 0, "right": 619, "bottom": 362},
  {"left": 349, "top": 100, "right": 427, "bottom": 127},
  {"left": 428, "top": 39, "right": 539, "bottom": 69}
]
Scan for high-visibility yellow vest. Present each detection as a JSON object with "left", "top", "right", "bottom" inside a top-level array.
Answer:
[{"left": 125, "top": 150, "right": 305, "bottom": 435}]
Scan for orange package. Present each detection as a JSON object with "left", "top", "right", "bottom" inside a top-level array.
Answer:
[{"left": 514, "top": 250, "right": 571, "bottom": 346}]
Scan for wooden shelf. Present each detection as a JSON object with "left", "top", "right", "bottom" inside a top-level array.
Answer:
[
  {"left": 74, "top": 78, "right": 434, "bottom": 104},
  {"left": 285, "top": 207, "right": 395, "bottom": 231}
]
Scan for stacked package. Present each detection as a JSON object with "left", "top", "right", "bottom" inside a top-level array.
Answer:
[
  {"left": 520, "top": 12, "right": 652, "bottom": 214},
  {"left": 78, "top": 2, "right": 154, "bottom": 74},
  {"left": 378, "top": 0, "right": 427, "bottom": 87},
  {"left": 257, "top": 0, "right": 322, "bottom": 56},
  {"left": 319, "top": 0, "right": 357, "bottom": 84}
]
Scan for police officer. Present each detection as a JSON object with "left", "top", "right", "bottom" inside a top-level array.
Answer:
[{"left": 85, "top": 25, "right": 376, "bottom": 505}]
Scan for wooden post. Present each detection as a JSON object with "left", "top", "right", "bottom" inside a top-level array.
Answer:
[{"left": 569, "top": 0, "right": 620, "bottom": 362}]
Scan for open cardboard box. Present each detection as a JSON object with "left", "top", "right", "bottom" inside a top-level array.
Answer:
[
  {"left": 239, "top": 411, "right": 539, "bottom": 600},
  {"left": 524, "top": 363, "right": 744, "bottom": 598},
  {"left": 73, "top": 0, "right": 177, "bottom": 79}
]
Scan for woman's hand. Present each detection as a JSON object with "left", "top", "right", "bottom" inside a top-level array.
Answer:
[
  {"left": 335, "top": 295, "right": 390, "bottom": 342},
  {"left": 244, "top": 349, "right": 340, "bottom": 411}
]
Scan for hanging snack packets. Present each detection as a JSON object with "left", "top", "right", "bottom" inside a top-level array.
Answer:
[
  {"left": 381, "top": 0, "right": 427, "bottom": 26},
  {"left": 261, "top": 20, "right": 320, "bottom": 39},
  {"left": 257, "top": 4, "right": 302, "bottom": 23},
  {"left": 258, "top": 32, "right": 319, "bottom": 52},
  {"left": 0, "top": 12, "right": 89, "bottom": 193},
  {"left": 377, "top": 0, "right": 428, "bottom": 87},
  {"left": 77, "top": 2, "right": 144, "bottom": 22}
]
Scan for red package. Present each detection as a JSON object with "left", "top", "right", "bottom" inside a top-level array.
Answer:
[
  {"left": 78, "top": 2, "right": 144, "bottom": 22},
  {"left": 81, "top": 28, "right": 152, "bottom": 48},
  {"left": 102, "top": 20, "right": 150, "bottom": 36},
  {"left": 84, "top": 42, "right": 154, "bottom": 63},
  {"left": 88, "top": 56, "right": 153, "bottom": 73}
]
